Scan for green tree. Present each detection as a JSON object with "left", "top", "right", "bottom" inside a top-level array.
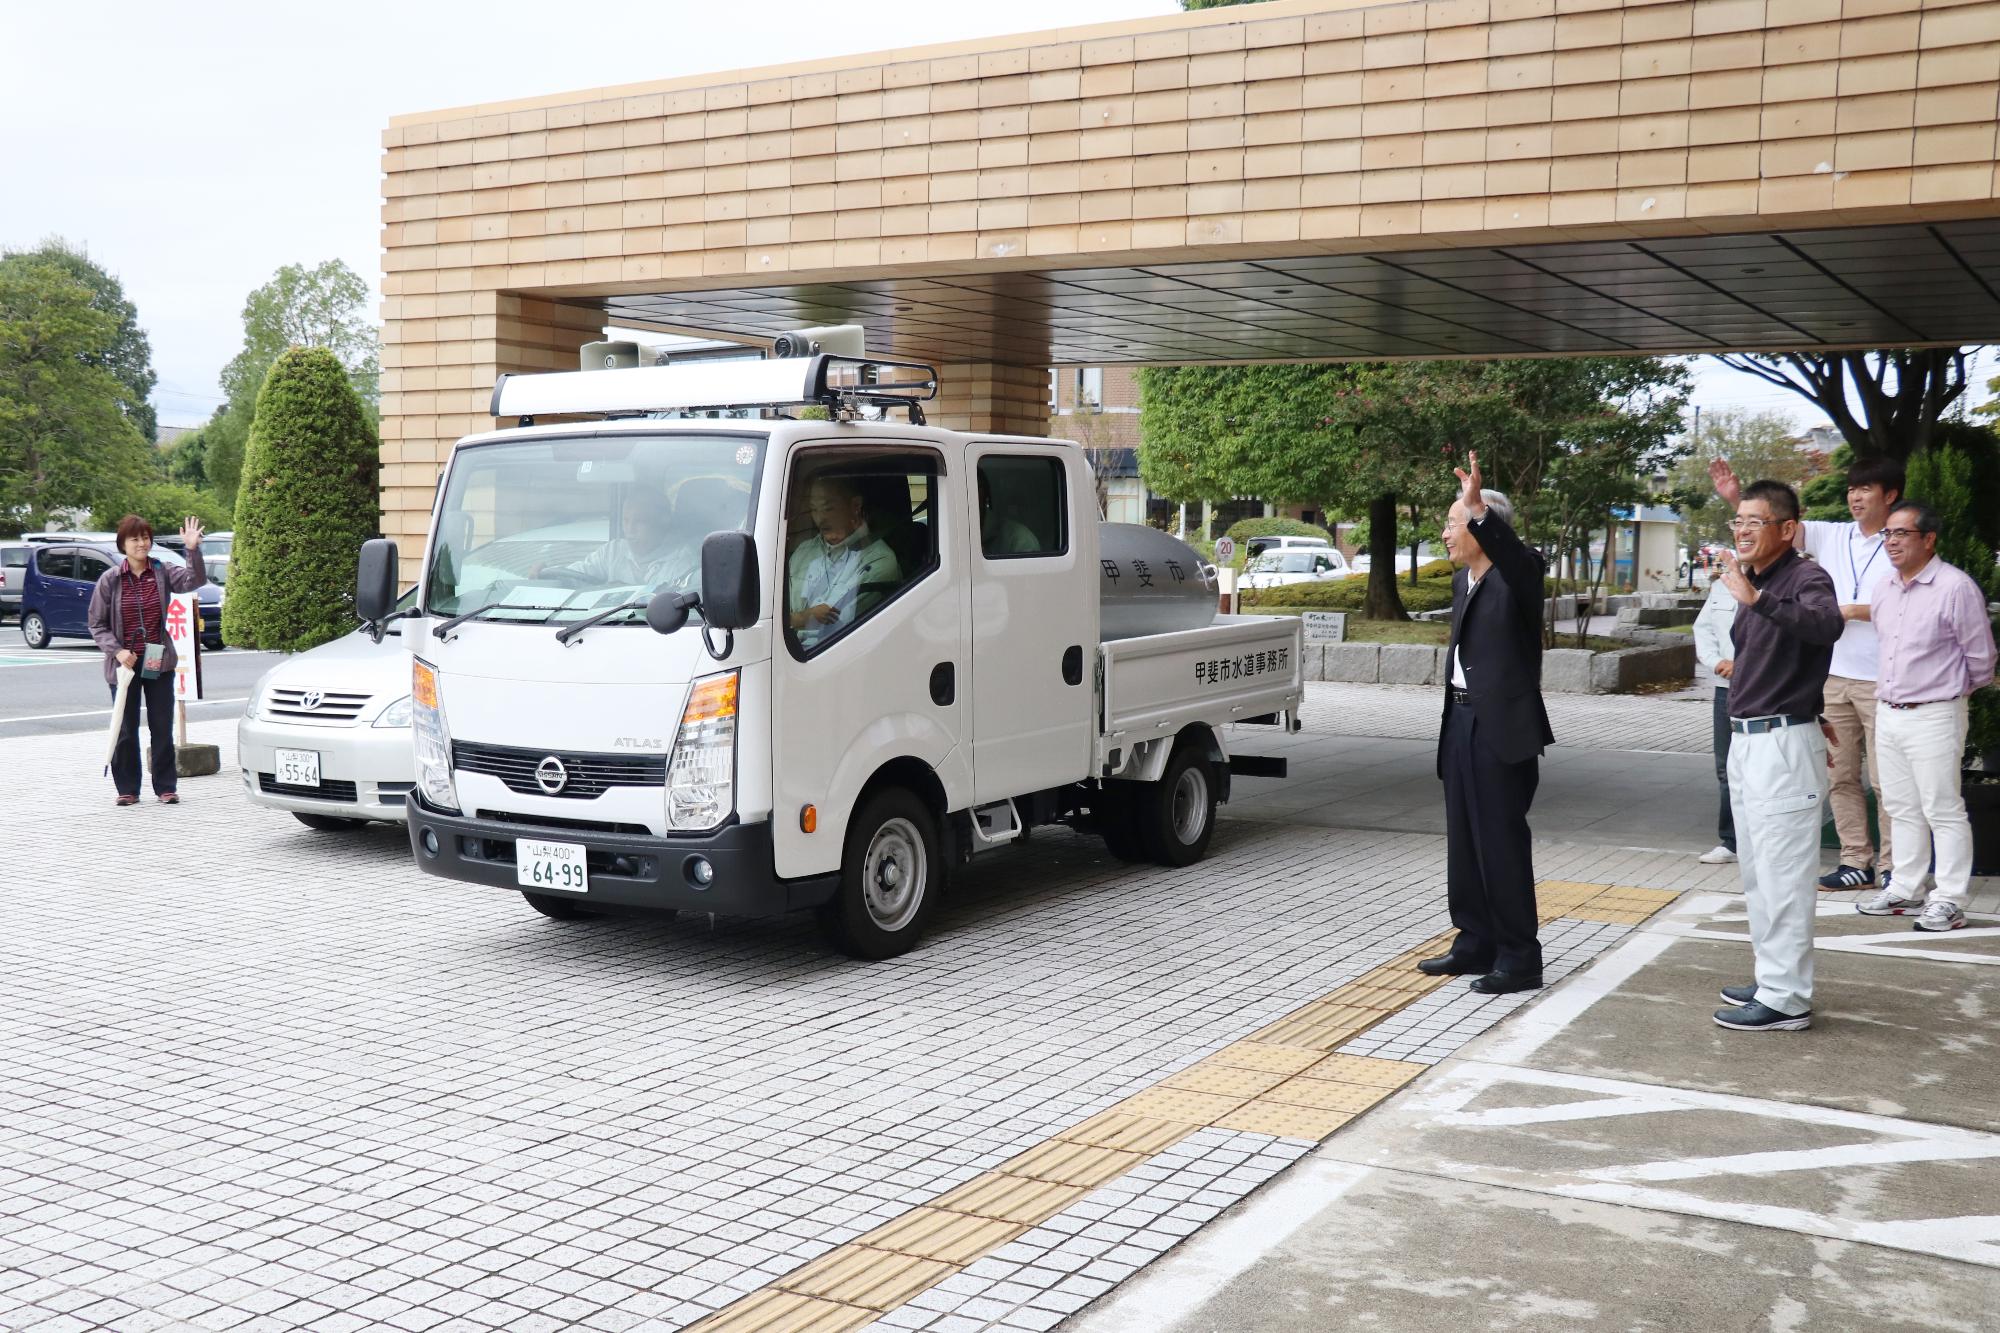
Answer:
[
  {"left": 90, "top": 481, "right": 231, "bottom": 535},
  {"left": 162, "top": 422, "right": 211, "bottom": 488},
  {"left": 1899, "top": 421, "right": 2000, "bottom": 764},
  {"left": 222, "top": 260, "right": 379, "bottom": 414},
  {"left": 1715, "top": 349, "right": 1970, "bottom": 460},
  {"left": 1666, "top": 407, "right": 1824, "bottom": 543},
  {"left": 223, "top": 348, "right": 381, "bottom": 650},
  {"left": 0, "top": 255, "right": 155, "bottom": 528},
  {"left": 0, "top": 238, "right": 158, "bottom": 442}
]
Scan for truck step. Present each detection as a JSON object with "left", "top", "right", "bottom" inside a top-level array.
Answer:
[{"left": 968, "top": 800, "right": 1022, "bottom": 848}]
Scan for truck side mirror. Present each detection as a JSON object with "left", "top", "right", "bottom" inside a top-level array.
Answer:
[
  {"left": 701, "top": 531, "right": 760, "bottom": 630},
  {"left": 356, "top": 539, "right": 398, "bottom": 625}
]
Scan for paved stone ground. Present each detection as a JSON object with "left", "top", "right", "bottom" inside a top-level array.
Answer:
[{"left": 1, "top": 684, "right": 1982, "bottom": 1332}]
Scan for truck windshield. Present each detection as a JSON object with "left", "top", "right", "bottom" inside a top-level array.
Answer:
[{"left": 425, "top": 432, "right": 764, "bottom": 626}]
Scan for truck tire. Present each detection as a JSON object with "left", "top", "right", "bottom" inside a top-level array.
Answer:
[
  {"left": 21, "top": 611, "right": 49, "bottom": 649},
  {"left": 292, "top": 812, "right": 366, "bottom": 832},
  {"left": 1133, "top": 742, "right": 1218, "bottom": 867},
  {"left": 1094, "top": 787, "right": 1147, "bottom": 863},
  {"left": 823, "top": 788, "right": 941, "bottom": 960}
]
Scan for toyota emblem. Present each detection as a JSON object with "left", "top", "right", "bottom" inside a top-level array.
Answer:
[
  {"left": 535, "top": 755, "right": 569, "bottom": 794},
  {"left": 299, "top": 690, "right": 324, "bottom": 710}
]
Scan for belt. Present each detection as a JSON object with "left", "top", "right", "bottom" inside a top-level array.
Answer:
[
  {"left": 1447, "top": 686, "right": 1472, "bottom": 705},
  {"left": 1729, "top": 713, "right": 1817, "bottom": 735},
  {"left": 1884, "top": 700, "right": 1949, "bottom": 710}
]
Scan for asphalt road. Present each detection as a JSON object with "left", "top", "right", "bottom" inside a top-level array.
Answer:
[{"left": 0, "top": 622, "right": 282, "bottom": 739}]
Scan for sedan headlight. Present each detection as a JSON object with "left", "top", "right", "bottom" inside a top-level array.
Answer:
[
  {"left": 668, "top": 670, "right": 738, "bottom": 832},
  {"left": 373, "top": 695, "right": 413, "bottom": 729},
  {"left": 411, "top": 660, "right": 459, "bottom": 813}
]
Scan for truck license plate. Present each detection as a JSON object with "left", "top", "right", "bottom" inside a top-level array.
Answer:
[
  {"left": 275, "top": 748, "right": 320, "bottom": 787},
  {"left": 517, "top": 839, "right": 588, "bottom": 894}
]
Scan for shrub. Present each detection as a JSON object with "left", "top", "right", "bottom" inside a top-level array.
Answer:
[
  {"left": 1414, "top": 558, "right": 1453, "bottom": 579},
  {"left": 1224, "top": 516, "right": 1334, "bottom": 545},
  {"left": 223, "top": 347, "right": 381, "bottom": 650},
  {"left": 1241, "top": 577, "right": 1454, "bottom": 614},
  {"left": 1902, "top": 421, "right": 2000, "bottom": 766}
]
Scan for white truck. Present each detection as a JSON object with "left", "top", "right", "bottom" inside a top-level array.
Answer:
[{"left": 357, "top": 350, "right": 1303, "bottom": 958}]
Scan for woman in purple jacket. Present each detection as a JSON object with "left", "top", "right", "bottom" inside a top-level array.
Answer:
[{"left": 87, "top": 514, "right": 209, "bottom": 805}]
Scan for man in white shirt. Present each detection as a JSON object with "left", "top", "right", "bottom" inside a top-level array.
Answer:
[
  {"left": 1691, "top": 578, "right": 1739, "bottom": 865},
  {"left": 1712, "top": 455, "right": 1903, "bottom": 891},
  {"left": 787, "top": 475, "right": 902, "bottom": 649}
]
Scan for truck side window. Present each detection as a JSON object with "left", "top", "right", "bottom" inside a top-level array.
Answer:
[
  {"left": 785, "top": 447, "right": 941, "bottom": 656},
  {"left": 977, "top": 455, "right": 1066, "bottom": 559}
]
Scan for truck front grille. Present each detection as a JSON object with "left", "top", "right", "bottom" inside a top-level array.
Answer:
[{"left": 452, "top": 741, "right": 666, "bottom": 799}]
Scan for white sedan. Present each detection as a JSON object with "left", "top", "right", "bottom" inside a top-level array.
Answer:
[
  {"left": 237, "top": 593, "right": 416, "bottom": 829},
  {"left": 1241, "top": 549, "right": 1348, "bottom": 589}
]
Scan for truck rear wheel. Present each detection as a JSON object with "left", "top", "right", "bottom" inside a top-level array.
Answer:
[
  {"left": 1094, "top": 788, "right": 1147, "bottom": 863},
  {"left": 1133, "top": 743, "right": 1218, "bottom": 867},
  {"left": 823, "top": 788, "right": 941, "bottom": 960}
]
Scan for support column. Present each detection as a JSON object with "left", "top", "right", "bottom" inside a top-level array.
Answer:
[
  {"left": 930, "top": 363, "right": 1050, "bottom": 437},
  {"left": 377, "top": 292, "right": 601, "bottom": 551}
]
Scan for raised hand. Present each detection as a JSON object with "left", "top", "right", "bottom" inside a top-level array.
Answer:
[
  {"left": 181, "top": 516, "right": 205, "bottom": 551},
  {"left": 1708, "top": 458, "right": 1741, "bottom": 507},
  {"left": 1452, "top": 451, "right": 1485, "bottom": 519},
  {"left": 1717, "top": 549, "right": 1760, "bottom": 607}
]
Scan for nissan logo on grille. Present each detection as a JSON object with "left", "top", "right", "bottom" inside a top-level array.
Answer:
[
  {"left": 299, "top": 690, "right": 324, "bottom": 711},
  {"left": 534, "top": 755, "right": 569, "bottom": 794}
]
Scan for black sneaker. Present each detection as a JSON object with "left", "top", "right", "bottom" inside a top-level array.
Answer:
[
  {"left": 1817, "top": 864, "right": 1874, "bottom": 890},
  {"left": 1718, "top": 983, "right": 1756, "bottom": 1005},
  {"left": 1714, "top": 1000, "right": 1811, "bottom": 1031}
]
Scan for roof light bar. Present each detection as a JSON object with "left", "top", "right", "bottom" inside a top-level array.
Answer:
[{"left": 489, "top": 355, "right": 938, "bottom": 421}]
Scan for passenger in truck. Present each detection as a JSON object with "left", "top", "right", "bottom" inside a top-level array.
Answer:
[{"left": 787, "top": 474, "right": 901, "bottom": 648}]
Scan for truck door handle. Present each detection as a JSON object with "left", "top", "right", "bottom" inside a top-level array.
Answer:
[
  {"left": 929, "top": 662, "right": 955, "bottom": 706},
  {"left": 1061, "top": 645, "right": 1083, "bottom": 686}
]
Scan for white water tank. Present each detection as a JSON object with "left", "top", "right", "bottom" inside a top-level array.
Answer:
[{"left": 1098, "top": 524, "right": 1218, "bottom": 641}]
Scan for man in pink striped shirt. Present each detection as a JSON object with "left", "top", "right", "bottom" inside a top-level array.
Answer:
[{"left": 1857, "top": 499, "right": 1997, "bottom": 931}]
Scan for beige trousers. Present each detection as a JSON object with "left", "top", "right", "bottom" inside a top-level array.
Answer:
[{"left": 1823, "top": 674, "right": 1891, "bottom": 872}]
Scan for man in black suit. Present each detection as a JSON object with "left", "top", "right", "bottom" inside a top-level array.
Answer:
[{"left": 1418, "top": 452, "right": 1555, "bottom": 995}]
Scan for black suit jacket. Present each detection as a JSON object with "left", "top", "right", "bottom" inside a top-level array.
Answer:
[{"left": 1437, "top": 510, "right": 1556, "bottom": 776}]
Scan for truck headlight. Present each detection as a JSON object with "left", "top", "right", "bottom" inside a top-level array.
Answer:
[
  {"left": 411, "top": 660, "right": 458, "bottom": 813},
  {"left": 668, "top": 670, "right": 737, "bottom": 832},
  {"left": 373, "top": 695, "right": 412, "bottom": 729}
]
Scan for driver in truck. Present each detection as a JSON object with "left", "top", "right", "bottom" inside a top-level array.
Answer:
[
  {"left": 787, "top": 474, "right": 901, "bottom": 648},
  {"left": 535, "top": 491, "right": 693, "bottom": 590}
]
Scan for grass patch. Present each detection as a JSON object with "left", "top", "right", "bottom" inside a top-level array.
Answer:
[{"left": 1335, "top": 618, "right": 1630, "bottom": 653}]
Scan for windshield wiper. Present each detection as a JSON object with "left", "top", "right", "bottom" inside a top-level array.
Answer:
[
  {"left": 432, "top": 601, "right": 557, "bottom": 641},
  {"left": 554, "top": 597, "right": 649, "bottom": 645}
]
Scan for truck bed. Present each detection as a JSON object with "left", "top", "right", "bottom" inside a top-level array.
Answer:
[{"left": 1097, "top": 613, "right": 1305, "bottom": 763}]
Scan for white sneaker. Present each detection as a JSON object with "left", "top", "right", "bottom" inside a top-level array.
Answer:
[
  {"left": 1856, "top": 886, "right": 1925, "bottom": 916},
  {"left": 1697, "top": 845, "right": 1738, "bottom": 864},
  {"left": 1913, "top": 900, "right": 1967, "bottom": 932}
]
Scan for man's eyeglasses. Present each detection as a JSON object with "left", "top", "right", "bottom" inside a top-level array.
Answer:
[
  {"left": 1881, "top": 527, "right": 1925, "bottom": 541},
  {"left": 1725, "top": 518, "right": 1783, "bottom": 533}
]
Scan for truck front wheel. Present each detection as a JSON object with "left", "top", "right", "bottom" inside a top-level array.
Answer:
[
  {"left": 1134, "top": 743, "right": 1218, "bottom": 867},
  {"left": 823, "top": 788, "right": 942, "bottom": 960}
]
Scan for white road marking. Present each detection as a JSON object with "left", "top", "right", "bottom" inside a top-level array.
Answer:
[
  {"left": 2, "top": 696, "right": 249, "bottom": 723},
  {"left": 1668, "top": 902, "right": 2000, "bottom": 966},
  {"left": 1067, "top": 1155, "right": 1376, "bottom": 1333}
]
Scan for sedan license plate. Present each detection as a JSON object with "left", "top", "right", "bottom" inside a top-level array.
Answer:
[
  {"left": 275, "top": 748, "right": 320, "bottom": 787},
  {"left": 517, "top": 839, "right": 588, "bottom": 894}
]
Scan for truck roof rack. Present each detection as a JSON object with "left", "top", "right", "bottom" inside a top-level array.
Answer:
[{"left": 489, "top": 354, "right": 939, "bottom": 425}]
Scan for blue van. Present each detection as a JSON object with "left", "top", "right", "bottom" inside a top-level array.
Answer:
[{"left": 18, "top": 542, "right": 223, "bottom": 651}]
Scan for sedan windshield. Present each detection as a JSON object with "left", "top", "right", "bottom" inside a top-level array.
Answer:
[
  {"left": 1250, "top": 553, "right": 1319, "bottom": 574},
  {"left": 425, "top": 432, "right": 764, "bottom": 625}
]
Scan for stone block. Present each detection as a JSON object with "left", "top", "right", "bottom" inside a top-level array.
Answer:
[
  {"left": 175, "top": 744, "right": 222, "bottom": 778},
  {"left": 1541, "top": 648, "right": 1596, "bottom": 694},
  {"left": 1378, "top": 643, "right": 1439, "bottom": 686},
  {"left": 1320, "top": 642, "right": 1380, "bottom": 683},
  {"left": 1297, "top": 644, "right": 1325, "bottom": 680}
]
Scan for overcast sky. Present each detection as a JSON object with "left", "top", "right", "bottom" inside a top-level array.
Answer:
[{"left": 4, "top": 0, "right": 1988, "bottom": 433}]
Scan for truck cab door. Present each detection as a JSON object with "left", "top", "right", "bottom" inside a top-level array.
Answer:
[
  {"left": 964, "top": 445, "right": 1096, "bottom": 803},
  {"left": 768, "top": 441, "right": 969, "bottom": 880}
]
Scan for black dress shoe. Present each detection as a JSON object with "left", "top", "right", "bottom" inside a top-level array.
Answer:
[
  {"left": 1469, "top": 971, "right": 1544, "bottom": 995},
  {"left": 1417, "top": 953, "right": 1493, "bottom": 976}
]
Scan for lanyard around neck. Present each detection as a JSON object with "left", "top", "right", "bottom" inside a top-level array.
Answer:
[{"left": 1848, "top": 525, "right": 1885, "bottom": 601}]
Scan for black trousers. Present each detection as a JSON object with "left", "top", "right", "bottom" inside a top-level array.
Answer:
[
  {"left": 108, "top": 671, "right": 178, "bottom": 797},
  {"left": 1440, "top": 700, "right": 1543, "bottom": 974},
  {"left": 1712, "top": 686, "right": 1736, "bottom": 851}
]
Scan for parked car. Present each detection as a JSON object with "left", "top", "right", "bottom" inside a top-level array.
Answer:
[
  {"left": 1348, "top": 547, "right": 1440, "bottom": 578},
  {"left": 158, "top": 530, "right": 233, "bottom": 587},
  {"left": 1, "top": 542, "right": 28, "bottom": 621},
  {"left": 1241, "top": 548, "right": 1349, "bottom": 589},
  {"left": 238, "top": 590, "right": 418, "bottom": 829},
  {"left": 1244, "top": 534, "right": 1332, "bottom": 560},
  {"left": 17, "top": 542, "right": 223, "bottom": 651}
]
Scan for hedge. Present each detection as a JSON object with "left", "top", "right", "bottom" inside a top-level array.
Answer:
[
  {"left": 1224, "top": 516, "right": 1334, "bottom": 544},
  {"left": 223, "top": 347, "right": 381, "bottom": 650},
  {"left": 1241, "top": 575, "right": 1454, "bottom": 613}
]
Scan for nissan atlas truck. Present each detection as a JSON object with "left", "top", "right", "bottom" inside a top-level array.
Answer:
[{"left": 357, "top": 349, "right": 1303, "bottom": 958}]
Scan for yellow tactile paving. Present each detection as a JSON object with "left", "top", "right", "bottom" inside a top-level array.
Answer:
[
  {"left": 856, "top": 1208, "right": 1028, "bottom": 1265},
  {"left": 693, "top": 880, "right": 1683, "bottom": 1330},
  {"left": 777, "top": 1246, "right": 957, "bottom": 1310},
  {"left": 998, "top": 1139, "right": 1151, "bottom": 1189},
  {"left": 684, "top": 1289, "right": 876, "bottom": 1333}
]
